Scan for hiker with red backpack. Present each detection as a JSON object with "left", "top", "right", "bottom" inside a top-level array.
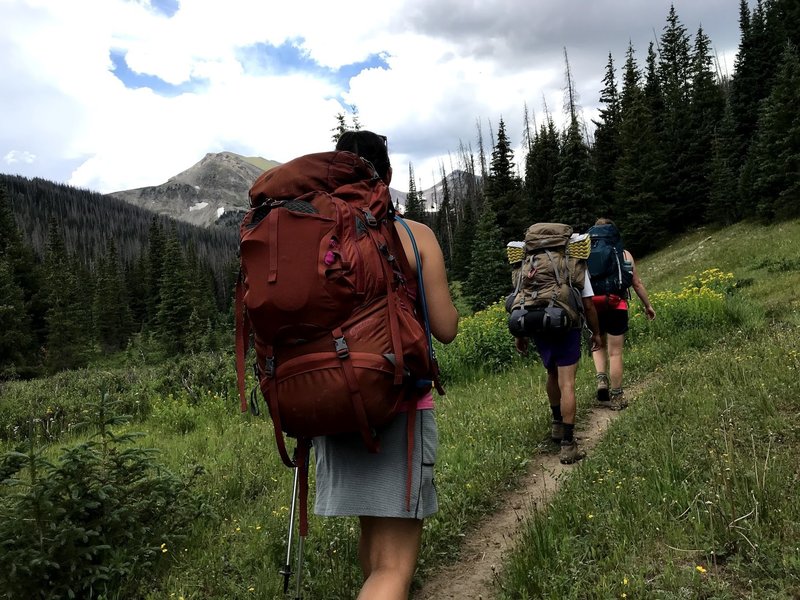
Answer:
[
  {"left": 314, "top": 131, "right": 457, "bottom": 600},
  {"left": 507, "top": 223, "right": 604, "bottom": 464},
  {"left": 236, "top": 129, "right": 457, "bottom": 599},
  {"left": 587, "top": 218, "right": 655, "bottom": 410}
]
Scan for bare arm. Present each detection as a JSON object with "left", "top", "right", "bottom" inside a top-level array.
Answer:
[
  {"left": 581, "top": 297, "right": 604, "bottom": 351},
  {"left": 395, "top": 219, "right": 459, "bottom": 343},
  {"left": 624, "top": 250, "right": 655, "bottom": 320}
]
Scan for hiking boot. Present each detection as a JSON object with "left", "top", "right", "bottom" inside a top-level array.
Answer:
[
  {"left": 595, "top": 372, "right": 610, "bottom": 403},
  {"left": 560, "top": 439, "right": 585, "bottom": 464},
  {"left": 608, "top": 388, "right": 628, "bottom": 411},
  {"left": 551, "top": 420, "right": 565, "bottom": 443}
]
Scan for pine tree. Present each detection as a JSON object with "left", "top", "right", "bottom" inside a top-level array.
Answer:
[
  {"left": 485, "top": 117, "right": 525, "bottom": 242},
  {"left": 553, "top": 117, "right": 595, "bottom": 231},
  {"left": 685, "top": 26, "right": 726, "bottom": 221},
  {"left": 403, "top": 163, "right": 426, "bottom": 221},
  {"left": 125, "top": 256, "right": 148, "bottom": 331},
  {"left": 145, "top": 217, "right": 165, "bottom": 326},
  {"left": 524, "top": 118, "right": 560, "bottom": 224},
  {"left": 156, "top": 226, "right": 192, "bottom": 354},
  {"left": 658, "top": 5, "right": 696, "bottom": 232},
  {"left": 450, "top": 201, "right": 476, "bottom": 282},
  {"left": 0, "top": 259, "right": 31, "bottom": 378},
  {"left": 615, "top": 43, "right": 664, "bottom": 254},
  {"left": 730, "top": 0, "right": 773, "bottom": 164},
  {"left": 591, "top": 53, "right": 622, "bottom": 217},
  {"left": 42, "top": 220, "right": 92, "bottom": 372},
  {"left": 0, "top": 184, "right": 41, "bottom": 368},
  {"left": 433, "top": 166, "right": 456, "bottom": 267},
  {"left": 464, "top": 205, "right": 510, "bottom": 312},
  {"left": 92, "top": 239, "right": 132, "bottom": 352},
  {"left": 749, "top": 43, "right": 800, "bottom": 220},
  {"left": 331, "top": 113, "right": 348, "bottom": 144},
  {"left": 707, "top": 102, "right": 742, "bottom": 225}
]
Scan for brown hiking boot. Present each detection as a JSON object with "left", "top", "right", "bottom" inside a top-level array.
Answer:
[
  {"left": 595, "top": 372, "right": 610, "bottom": 403},
  {"left": 559, "top": 439, "right": 585, "bottom": 464},
  {"left": 551, "top": 420, "right": 565, "bottom": 443},
  {"left": 608, "top": 388, "right": 628, "bottom": 411}
]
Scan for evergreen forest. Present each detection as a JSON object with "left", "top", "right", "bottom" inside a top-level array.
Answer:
[{"left": 1, "top": 0, "right": 798, "bottom": 379}]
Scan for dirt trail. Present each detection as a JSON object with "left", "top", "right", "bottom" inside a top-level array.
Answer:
[{"left": 413, "top": 400, "right": 630, "bottom": 600}]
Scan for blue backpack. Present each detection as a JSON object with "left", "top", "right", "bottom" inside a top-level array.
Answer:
[{"left": 586, "top": 224, "right": 633, "bottom": 296}]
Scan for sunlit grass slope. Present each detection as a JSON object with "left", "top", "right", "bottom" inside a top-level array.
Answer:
[{"left": 1, "top": 219, "right": 798, "bottom": 598}]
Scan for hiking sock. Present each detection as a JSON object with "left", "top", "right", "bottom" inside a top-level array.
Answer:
[
  {"left": 596, "top": 372, "right": 610, "bottom": 402},
  {"left": 562, "top": 423, "right": 575, "bottom": 442},
  {"left": 550, "top": 404, "right": 562, "bottom": 422}
]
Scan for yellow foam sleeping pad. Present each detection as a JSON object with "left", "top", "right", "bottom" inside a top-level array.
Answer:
[
  {"left": 506, "top": 241, "right": 524, "bottom": 265},
  {"left": 568, "top": 233, "right": 591, "bottom": 260},
  {"left": 506, "top": 236, "right": 590, "bottom": 263}
]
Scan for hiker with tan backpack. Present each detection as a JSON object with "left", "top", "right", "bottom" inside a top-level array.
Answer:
[{"left": 507, "top": 223, "right": 604, "bottom": 464}]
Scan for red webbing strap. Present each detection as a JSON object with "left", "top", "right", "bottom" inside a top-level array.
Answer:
[
  {"left": 266, "top": 350, "right": 295, "bottom": 469},
  {"left": 386, "top": 286, "right": 405, "bottom": 385},
  {"left": 405, "top": 399, "right": 418, "bottom": 513},
  {"left": 268, "top": 211, "right": 279, "bottom": 283},
  {"left": 374, "top": 228, "right": 405, "bottom": 385},
  {"left": 333, "top": 328, "right": 380, "bottom": 454},
  {"left": 234, "top": 274, "right": 250, "bottom": 413},
  {"left": 297, "top": 439, "right": 311, "bottom": 537}
]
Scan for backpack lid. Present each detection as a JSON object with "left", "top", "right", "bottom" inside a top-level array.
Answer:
[
  {"left": 524, "top": 223, "right": 572, "bottom": 253},
  {"left": 587, "top": 223, "right": 621, "bottom": 243},
  {"left": 249, "top": 151, "right": 378, "bottom": 207}
]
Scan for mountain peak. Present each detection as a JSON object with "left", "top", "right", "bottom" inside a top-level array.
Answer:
[{"left": 107, "top": 152, "right": 265, "bottom": 227}]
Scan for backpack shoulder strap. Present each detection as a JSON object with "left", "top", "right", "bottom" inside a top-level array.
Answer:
[{"left": 394, "top": 216, "right": 435, "bottom": 365}]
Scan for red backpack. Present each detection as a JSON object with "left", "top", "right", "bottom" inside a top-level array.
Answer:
[{"left": 234, "top": 150, "right": 442, "bottom": 534}]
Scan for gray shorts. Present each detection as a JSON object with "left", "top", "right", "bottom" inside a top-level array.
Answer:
[{"left": 312, "top": 410, "right": 438, "bottom": 519}]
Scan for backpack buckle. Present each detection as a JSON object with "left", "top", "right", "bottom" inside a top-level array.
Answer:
[
  {"left": 333, "top": 336, "right": 350, "bottom": 359},
  {"left": 379, "top": 243, "right": 395, "bottom": 262},
  {"left": 362, "top": 209, "right": 378, "bottom": 227},
  {"left": 264, "top": 357, "right": 276, "bottom": 378}
]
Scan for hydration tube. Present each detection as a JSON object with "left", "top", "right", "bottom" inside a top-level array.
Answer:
[{"left": 394, "top": 215, "right": 435, "bottom": 366}]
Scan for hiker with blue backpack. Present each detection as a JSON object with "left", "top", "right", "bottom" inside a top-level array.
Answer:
[{"left": 587, "top": 218, "right": 656, "bottom": 410}]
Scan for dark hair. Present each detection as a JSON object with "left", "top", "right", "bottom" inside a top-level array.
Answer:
[{"left": 335, "top": 130, "right": 391, "bottom": 183}]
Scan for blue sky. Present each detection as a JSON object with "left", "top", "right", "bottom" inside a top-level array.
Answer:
[{"left": 0, "top": 0, "right": 743, "bottom": 194}]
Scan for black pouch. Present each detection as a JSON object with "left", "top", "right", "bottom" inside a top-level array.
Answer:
[{"left": 508, "top": 306, "right": 570, "bottom": 337}]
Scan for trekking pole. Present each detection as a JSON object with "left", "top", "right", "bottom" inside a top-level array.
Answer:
[
  {"left": 294, "top": 440, "right": 311, "bottom": 600},
  {"left": 294, "top": 527, "right": 306, "bottom": 600},
  {"left": 280, "top": 447, "right": 300, "bottom": 595},
  {"left": 293, "top": 446, "right": 311, "bottom": 600}
]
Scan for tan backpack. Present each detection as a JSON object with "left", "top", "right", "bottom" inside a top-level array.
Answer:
[{"left": 508, "top": 223, "right": 588, "bottom": 335}]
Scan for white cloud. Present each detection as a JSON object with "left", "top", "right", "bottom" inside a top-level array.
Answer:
[
  {"left": 0, "top": 0, "right": 744, "bottom": 194},
  {"left": 4, "top": 150, "right": 37, "bottom": 165}
]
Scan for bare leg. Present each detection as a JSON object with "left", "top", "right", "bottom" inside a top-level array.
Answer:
[
  {"left": 591, "top": 333, "right": 609, "bottom": 375},
  {"left": 545, "top": 366, "right": 561, "bottom": 409},
  {"left": 358, "top": 516, "right": 423, "bottom": 600},
  {"left": 606, "top": 333, "right": 625, "bottom": 390},
  {"left": 554, "top": 363, "right": 578, "bottom": 425}
]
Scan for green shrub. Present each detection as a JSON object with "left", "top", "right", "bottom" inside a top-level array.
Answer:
[
  {"left": 0, "top": 369, "right": 156, "bottom": 442},
  {"left": 0, "top": 396, "right": 210, "bottom": 599},
  {"left": 434, "top": 301, "right": 522, "bottom": 383}
]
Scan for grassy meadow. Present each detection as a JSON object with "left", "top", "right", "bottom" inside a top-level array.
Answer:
[{"left": 1, "top": 219, "right": 799, "bottom": 599}]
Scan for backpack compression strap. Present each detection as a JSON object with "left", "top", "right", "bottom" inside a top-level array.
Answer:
[{"left": 235, "top": 271, "right": 251, "bottom": 413}]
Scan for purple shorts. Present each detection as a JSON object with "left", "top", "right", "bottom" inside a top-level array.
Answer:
[{"left": 532, "top": 329, "right": 581, "bottom": 369}]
